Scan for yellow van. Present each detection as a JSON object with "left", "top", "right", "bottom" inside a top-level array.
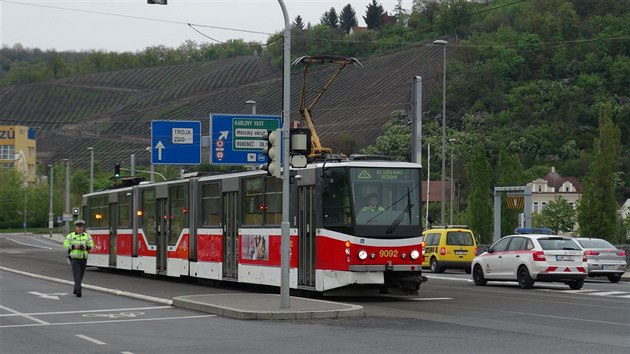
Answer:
[{"left": 422, "top": 226, "right": 478, "bottom": 273}]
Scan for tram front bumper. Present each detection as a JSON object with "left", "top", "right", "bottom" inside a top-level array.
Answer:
[{"left": 348, "top": 264, "right": 422, "bottom": 272}]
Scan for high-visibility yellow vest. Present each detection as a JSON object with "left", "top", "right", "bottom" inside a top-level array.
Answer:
[{"left": 63, "top": 232, "right": 94, "bottom": 259}]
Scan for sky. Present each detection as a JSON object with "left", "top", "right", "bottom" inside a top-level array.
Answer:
[{"left": 1, "top": 0, "right": 409, "bottom": 52}]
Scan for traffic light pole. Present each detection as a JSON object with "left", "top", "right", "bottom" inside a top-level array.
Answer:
[{"left": 278, "top": 0, "right": 291, "bottom": 309}]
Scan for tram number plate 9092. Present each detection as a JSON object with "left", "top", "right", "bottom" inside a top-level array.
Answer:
[{"left": 379, "top": 249, "right": 399, "bottom": 257}]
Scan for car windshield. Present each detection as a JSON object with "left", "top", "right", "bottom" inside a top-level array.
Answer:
[
  {"left": 538, "top": 238, "right": 581, "bottom": 251},
  {"left": 576, "top": 238, "right": 616, "bottom": 249}
]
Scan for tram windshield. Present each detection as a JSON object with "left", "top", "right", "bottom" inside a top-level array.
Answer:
[{"left": 322, "top": 166, "right": 421, "bottom": 234}]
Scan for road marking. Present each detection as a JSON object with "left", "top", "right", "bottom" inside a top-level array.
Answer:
[
  {"left": 83, "top": 312, "right": 144, "bottom": 319},
  {"left": 0, "top": 314, "right": 217, "bottom": 328},
  {"left": 76, "top": 334, "right": 106, "bottom": 345},
  {"left": 6, "top": 237, "right": 52, "bottom": 249},
  {"left": 28, "top": 291, "right": 67, "bottom": 300},
  {"left": 409, "top": 297, "right": 453, "bottom": 301},
  {"left": 0, "top": 304, "right": 49, "bottom": 325},
  {"left": 0, "top": 306, "right": 171, "bottom": 318},
  {"left": 588, "top": 291, "right": 628, "bottom": 296}
]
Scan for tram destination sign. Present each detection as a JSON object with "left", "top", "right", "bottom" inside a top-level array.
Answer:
[
  {"left": 151, "top": 120, "right": 201, "bottom": 165},
  {"left": 210, "top": 114, "right": 282, "bottom": 165}
]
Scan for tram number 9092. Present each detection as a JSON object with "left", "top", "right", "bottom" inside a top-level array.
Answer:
[{"left": 378, "top": 249, "right": 399, "bottom": 258}]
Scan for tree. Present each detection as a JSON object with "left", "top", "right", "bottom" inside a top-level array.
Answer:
[
  {"left": 339, "top": 4, "right": 358, "bottom": 34},
  {"left": 496, "top": 150, "right": 525, "bottom": 237},
  {"left": 465, "top": 145, "right": 493, "bottom": 243},
  {"left": 539, "top": 196, "right": 576, "bottom": 234},
  {"left": 361, "top": 110, "right": 411, "bottom": 161},
  {"left": 577, "top": 102, "right": 622, "bottom": 241},
  {"left": 411, "top": 0, "right": 440, "bottom": 24},
  {"left": 293, "top": 15, "right": 305, "bottom": 30},
  {"left": 363, "top": 0, "right": 385, "bottom": 29},
  {"left": 320, "top": 7, "right": 339, "bottom": 29},
  {"left": 393, "top": 0, "right": 409, "bottom": 26}
]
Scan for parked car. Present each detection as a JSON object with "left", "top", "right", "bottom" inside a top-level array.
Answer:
[
  {"left": 422, "top": 225, "right": 478, "bottom": 273},
  {"left": 471, "top": 230, "right": 587, "bottom": 290},
  {"left": 573, "top": 238, "right": 627, "bottom": 283}
]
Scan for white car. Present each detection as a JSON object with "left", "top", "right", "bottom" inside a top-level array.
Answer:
[{"left": 472, "top": 233, "right": 587, "bottom": 289}]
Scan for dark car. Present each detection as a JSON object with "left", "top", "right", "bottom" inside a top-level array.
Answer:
[{"left": 574, "top": 238, "right": 627, "bottom": 283}]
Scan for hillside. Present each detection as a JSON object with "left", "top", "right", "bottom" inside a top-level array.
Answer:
[{"left": 0, "top": 46, "right": 444, "bottom": 168}]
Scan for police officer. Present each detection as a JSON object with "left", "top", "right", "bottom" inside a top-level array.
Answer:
[{"left": 63, "top": 219, "right": 94, "bottom": 297}]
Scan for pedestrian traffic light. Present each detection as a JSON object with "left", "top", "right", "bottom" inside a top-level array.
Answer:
[
  {"left": 262, "top": 129, "right": 282, "bottom": 178},
  {"left": 72, "top": 207, "right": 80, "bottom": 216},
  {"left": 114, "top": 163, "right": 121, "bottom": 178}
]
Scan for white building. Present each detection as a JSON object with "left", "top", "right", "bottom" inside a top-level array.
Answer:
[{"left": 526, "top": 166, "right": 581, "bottom": 234}]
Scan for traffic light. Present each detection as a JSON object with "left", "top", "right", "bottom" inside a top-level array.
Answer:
[
  {"left": 114, "top": 163, "right": 121, "bottom": 178},
  {"left": 262, "top": 129, "right": 282, "bottom": 178},
  {"left": 72, "top": 207, "right": 80, "bottom": 216}
]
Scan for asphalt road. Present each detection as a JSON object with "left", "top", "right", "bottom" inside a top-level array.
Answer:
[{"left": 1, "top": 233, "right": 629, "bottom": 353}]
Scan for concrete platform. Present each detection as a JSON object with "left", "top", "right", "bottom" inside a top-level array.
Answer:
[{"left": 173, "top": 293, "right": 364, "bottom": 320}]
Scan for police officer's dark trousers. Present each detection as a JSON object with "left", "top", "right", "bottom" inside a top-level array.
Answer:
[{"left": 70, "top": 258, "right": 87, "bottom": 296}]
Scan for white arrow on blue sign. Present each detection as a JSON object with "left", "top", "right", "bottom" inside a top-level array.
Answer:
[{"left": 151, "top": 120, "right": 201, "bottom": 165}]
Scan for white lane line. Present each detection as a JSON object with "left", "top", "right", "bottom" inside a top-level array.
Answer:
[
  {"left": 0, "top": 306, "right": 173, "bottom": 317},
  {"left": 549, "top": 289, "right": 601, "bottom": 293},
  {"left": 6, "top": 238, "right": 52, "bottom": 249},
  {"left": 28, "top": 236, "right": 62, "bottom": 247},
  {"left": 618, "top": 294, "right": 630, "bottom": 298},
  {"left": 76, "top": 334, "right": 107, "bottom": 345},
  {"left": 588, "top": 291, "right": 628, "bottom": 296},
  {"left": 121, "top": 352, "right": 135, "bottom": 354},
  {"left": 492, "top": 308, "right": 630, "bottom": 327},
  {"left": 0, "top": 314, "right": 217, "bottom": 328},
  {"left": 0, "top": 304, "right": 49, "bottom": 325}
]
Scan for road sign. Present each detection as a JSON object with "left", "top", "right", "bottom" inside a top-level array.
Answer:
[
  {"left": 151, "top": 120, "right": 201, "bottom": 165},
  {"left": 210, "top": 114, "right": 281, "bottom": 165}
]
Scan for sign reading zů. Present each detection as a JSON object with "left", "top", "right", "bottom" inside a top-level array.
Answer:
[{"left": 210, "top": 114, "right": 281, "bottom": 165}]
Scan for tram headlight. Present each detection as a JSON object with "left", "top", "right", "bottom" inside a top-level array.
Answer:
[
  {"left": 410, "top": 250, "right": 420, "bottom": 260},
  {"left": 358, "top": 250, "right": 368, "bottom": 260}
]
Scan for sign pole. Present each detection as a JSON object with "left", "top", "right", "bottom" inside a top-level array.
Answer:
[{"left": 278, "top": 0, "right": 291, "bottom": 309}]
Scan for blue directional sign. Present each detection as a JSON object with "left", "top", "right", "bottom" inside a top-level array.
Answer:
[
  {"left": 210, "top": 114, "right": 282, "bottom": 165},
  {"left": 151, "top": 120, "right": 201, "bottom": 165}
]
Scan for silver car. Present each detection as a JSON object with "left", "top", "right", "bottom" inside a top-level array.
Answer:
[{"left": 574, "top": 238, "right": 627, "bottom": 283}]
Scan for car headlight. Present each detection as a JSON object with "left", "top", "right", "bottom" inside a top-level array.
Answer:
[
  {"left": 358, "top": 250, "right": 368, "bottom": 260},
  {"left": 410, "top": 250, "right": 420, "bottom": 260}
]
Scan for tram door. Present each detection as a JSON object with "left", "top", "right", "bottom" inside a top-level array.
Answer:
[
  {"left": 156, "top": 198, "right": 168, "bottom": 273},
  {"left": 222, "top": 192, "right": 238, "bottom": 279},
  {"left": 298, "top": 186, "right": 316, "bottom": 287},
  {"left": 108, "top": 202, "right": 117, "bottom": 267}
]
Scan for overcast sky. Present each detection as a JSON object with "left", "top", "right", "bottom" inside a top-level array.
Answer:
[{"left": 1, "top": 0, "right": 409, "bottom": 52}]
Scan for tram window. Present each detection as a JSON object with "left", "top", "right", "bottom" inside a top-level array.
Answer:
[
  {"left": 322, "top": 168, "right": 351, "bottom": 225},
  {"left": 169, "top": 185, "right": 187, "bottom": 246},
  {"left": 202, "top": 182, "right": 221, "bottom": 226},
  {"left": 265, "top": 177, "right": 282, "bottom": 225},
  {"left": 118, "top": 192, "right": 131, "bottom": 228},
  {"left": 87, "top": 195, "right": 108, "bottom": 229},
  {"left": 242, "top": 177, "right": 264, "bottom": 226},
  {"left": 142, "top": 189, "right": 157, "bottom": 245}
]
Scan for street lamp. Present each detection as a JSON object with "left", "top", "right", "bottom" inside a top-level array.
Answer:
[
  {"left": 64, "top": 159, "right": 70, "bottom": 235},
  {"left": 433, "top": 39, "right": 447, "bottom": 225},
  {"left": 449, "top": 138, "right": 457, "bottom": 224},
  {"left": 88, "top": 147, "right": 94, "bottom": 193},
  {"left": 245, "top": 100, "right": 257, "bottom": 114},
  {"left": 49, "top": 164, "right": 54, "bottom": 238}
]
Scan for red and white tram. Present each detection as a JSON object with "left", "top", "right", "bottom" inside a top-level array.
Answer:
[{"left": 83, "top": 158, "right": 426, "bottom": 295}]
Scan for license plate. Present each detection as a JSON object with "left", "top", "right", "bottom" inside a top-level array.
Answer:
[
  {"left": 556, "top": 255, "right": 575, "bottom": 261},
  {"left": 603, "top": 265, "right": 617, "bottom": 270},
  {"left": 454, "top": 250, "right": 467, "bottom": 255}
]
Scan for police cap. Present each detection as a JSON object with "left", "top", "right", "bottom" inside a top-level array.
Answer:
[{"left": 74, "top": 220, "right": 86, "bottom": 226}]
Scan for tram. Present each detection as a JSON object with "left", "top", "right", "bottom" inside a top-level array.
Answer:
[{"left": 82, "top": 158, "right": 425, "bottom": 295}]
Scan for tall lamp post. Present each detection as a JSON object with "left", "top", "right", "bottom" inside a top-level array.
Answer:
[
  {"left": 64, "top": 159, "right": 70, "bottom": 235},
  {"left": 245, "top": 100, "right": 257, "bottom": 114},
  {"left": 433, "top": 39, "right": 448, "bottom": 225},
  {"left": 449, "top": 138, "right": 457, "bottom": 224},
  {"left": 49, "top": 164, "right": 54, "bottom": 238},
  {"left": 88, "top": 147, "right": 94, "bottom": 193}
]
